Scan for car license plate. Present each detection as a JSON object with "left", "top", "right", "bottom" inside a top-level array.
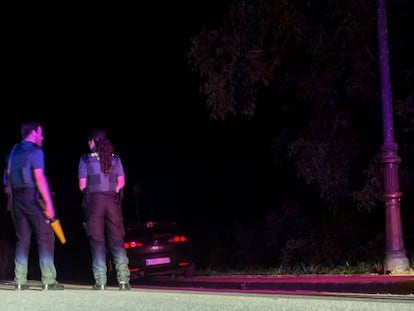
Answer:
[{"left": 145, "top": 257, "right": 171, "bottom": 266}]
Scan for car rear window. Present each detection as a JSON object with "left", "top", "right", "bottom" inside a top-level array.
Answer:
[{"left": 126, "top": 222, "right": 181, "bottom": 238}]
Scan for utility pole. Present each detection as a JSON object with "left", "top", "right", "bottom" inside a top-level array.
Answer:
[{"left": 377, "top": 0, "right": 410, "bottom": 273}]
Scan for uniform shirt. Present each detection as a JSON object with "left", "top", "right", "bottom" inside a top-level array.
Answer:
[
  {"left": 9, "top": 141, "right": 44, "bottom": 188},
  {"left": 78, "top": 152, "right": 124, "bottom": 193}
]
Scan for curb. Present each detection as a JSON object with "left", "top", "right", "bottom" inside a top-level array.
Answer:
[{"left": 140, "top": 274, "right": 414, "bottom": 295}]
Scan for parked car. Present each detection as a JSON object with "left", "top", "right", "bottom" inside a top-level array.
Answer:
[{"left": 117, "top": 221, "right": 195, "bottom": 279}]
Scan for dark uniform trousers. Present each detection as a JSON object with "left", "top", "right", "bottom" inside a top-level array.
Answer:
[
  {"left": 84, "top": 191, "right": 130, "bottom": 285},
  {"left": 12, "top": 187, "right": 57, "bottom": 285}
]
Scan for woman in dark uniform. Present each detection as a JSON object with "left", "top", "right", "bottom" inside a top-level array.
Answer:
[{"left": 78, "top": 129, "right": 130, "bottom": 290}]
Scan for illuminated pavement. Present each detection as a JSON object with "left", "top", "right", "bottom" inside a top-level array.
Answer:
[{"left": 0, "top": 279, "right": 413, "bottom": 311}]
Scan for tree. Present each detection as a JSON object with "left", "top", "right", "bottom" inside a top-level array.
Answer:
[{"left": 188, "top": 0, "right": 413, "bottom": 214}]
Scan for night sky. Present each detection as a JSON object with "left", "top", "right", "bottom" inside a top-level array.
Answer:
[{"left": 2, "top": 1, "right": 255, "bottom": 225}]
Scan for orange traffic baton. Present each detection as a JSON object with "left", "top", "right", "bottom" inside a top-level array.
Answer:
[{"left": 47, "top": 218, "right": 67, "bottom": 244}]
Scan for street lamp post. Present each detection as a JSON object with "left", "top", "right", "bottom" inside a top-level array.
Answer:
[{"left": 377, "top": 0, "right": 410, "bottom": 273}]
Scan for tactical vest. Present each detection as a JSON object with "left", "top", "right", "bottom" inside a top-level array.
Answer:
[
  {"left": 82, "top": 153, "right": 118, "bottom": 192},
  {"left": 10, "top": 143, "right": 41, "bottom": 188}
]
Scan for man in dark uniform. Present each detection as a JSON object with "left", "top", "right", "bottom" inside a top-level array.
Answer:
[
  {"left": 78, "top": 129, "right": 130, "bottom": 290},
  {"left": 5, "top": 121, "right": 64, "bottom": 290}
]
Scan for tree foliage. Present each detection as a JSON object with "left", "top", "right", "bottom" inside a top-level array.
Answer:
[{"left": 188, "top": 0, "right": 413, "bottom": 211}]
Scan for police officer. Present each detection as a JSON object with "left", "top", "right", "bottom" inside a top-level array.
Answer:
[
  {"left": 5, "top": 121, "right": 64, "bottom": 291},
  {"left": 78, "top": 129, "right": 130, "bottom": 290}
]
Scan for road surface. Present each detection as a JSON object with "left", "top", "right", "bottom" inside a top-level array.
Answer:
[{"left": 0, "top": 281, "right": 412, "bottom": 311}]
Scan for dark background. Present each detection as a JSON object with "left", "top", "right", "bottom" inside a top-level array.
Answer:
[
  {"left": 1, "top": 1, "right": 267, "bottom": 277},
  {"left": 1, "top": 1, "right": 413, "bottom": 279},
  {"left": 2, "top": 1, "right": 236, "bottom": 221}
]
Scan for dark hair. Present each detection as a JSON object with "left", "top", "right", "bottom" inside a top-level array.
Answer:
[
  {"left": 89, "top": 129, "right": 114, "bottom": 176},
  {"left": 21, "top": 121, "right": 41, "bottom": 139}
]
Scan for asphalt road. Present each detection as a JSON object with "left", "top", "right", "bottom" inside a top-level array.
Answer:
[{"left": 0, "top": 281, "right": 413, "bottom": 311}]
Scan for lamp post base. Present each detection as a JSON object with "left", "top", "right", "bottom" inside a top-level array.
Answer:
[{"left": 384, "top": 251, "right": 411, "bottom": 274}]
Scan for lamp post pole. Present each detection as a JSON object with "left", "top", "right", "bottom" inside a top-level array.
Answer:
[{"left": 377, "top": 0, "right": 410, "bottom": 273}]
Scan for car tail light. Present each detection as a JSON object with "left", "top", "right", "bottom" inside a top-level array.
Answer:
[
  {"left": 124, "top": 241, "right": 144, "bottom": 249},
  {"left": 168, "top": 235, "right": 188, "bottom": 243}
]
